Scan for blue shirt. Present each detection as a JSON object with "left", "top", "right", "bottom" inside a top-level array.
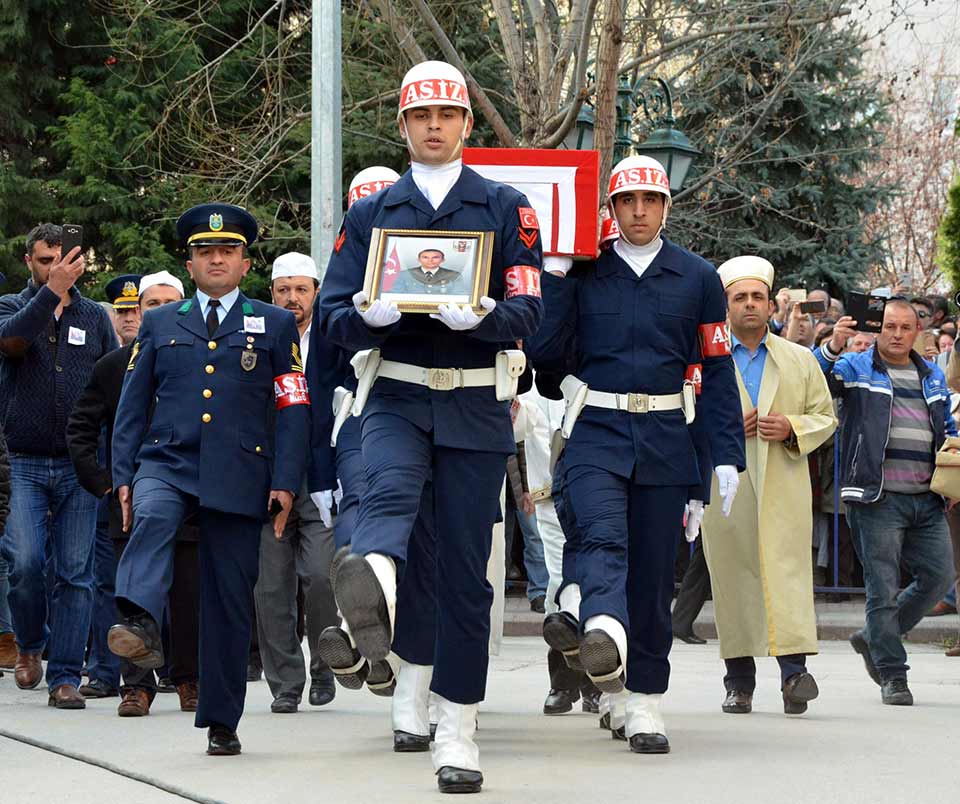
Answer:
[
  {"left": 196, "top": 287, "right": 239, "bottom": 325},
  {"left": 731, "top": 332, "right": 768, "bottom": 408}
]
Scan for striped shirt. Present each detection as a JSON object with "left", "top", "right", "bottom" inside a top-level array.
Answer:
[{"left": 882, "top": 363, "right": 934, "bottom": 493}]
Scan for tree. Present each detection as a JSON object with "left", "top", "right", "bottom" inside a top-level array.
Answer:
[{"left": 938, "top": 168, "right": 960, "bottom": 293}]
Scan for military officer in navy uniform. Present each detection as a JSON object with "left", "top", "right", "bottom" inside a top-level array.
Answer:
[
  {"left": 315, "top": 61, "right": 542, "bottom": 793},
  {"left": 390, "top": 248, "right": 467, "bottom": 296},
  {"left": 108, "top": 203, "right": 310, "bottom": 756},
  {"left": 527, "top": 155, "right": 745, "bottom": 754}
]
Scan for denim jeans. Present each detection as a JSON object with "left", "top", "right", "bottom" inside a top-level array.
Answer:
[
  {"left": 517, "top": 509, "right": 549, "bottom": 600},
  {"left": 1, "top": 455, "right": 97, "bottom": 689},
  {"left": 0, "top": 555, "right": 12, "bottom": 633},
  {"left": 846, "top": 491, "right": 954, "bottom": 681},
  {"left": 86, "top": 501, "right": 120, "bottom": 688}
]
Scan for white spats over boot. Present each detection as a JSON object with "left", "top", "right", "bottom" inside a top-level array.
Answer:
[
  {"left": 608, "top": 689, "right": 629, "bottom": 741},
  {"left": 332, "top": 552, "right": 396, "bottom": 661},
  {"left": 431, "top": 696, "right": 481, "bottom": 773},
  {"left": 581, "top": 614, "right": 627, "bottom": 693},
  {"left": 392, "top": 661, "right": 433, "bottom": 752},
  {"left": 558, "top": 584, "right": 582, "bottom": 621},
  {"left": 625, "top": 693, "right": 670, "bottom": 754}
]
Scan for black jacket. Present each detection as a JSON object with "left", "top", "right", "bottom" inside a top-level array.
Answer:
[{"left": 0, "top": 424, "right": 9, "bottom": 532}]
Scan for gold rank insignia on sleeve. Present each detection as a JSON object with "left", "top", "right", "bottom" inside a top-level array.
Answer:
[
  {"left": 126, "top": 341, "right": 140, "bottom": 372},
  {"left": 291, "top": 342, "right": 304, "bottom": 373}
]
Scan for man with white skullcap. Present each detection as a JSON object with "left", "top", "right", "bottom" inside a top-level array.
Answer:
[
  {"left": 249, "top": 252, "right": 341, "bottom": 715},
  {"left": 315, "top": 62, "right": 543, "bottom": 793},
  {"left": 527, "top": 155, "right": 744, "bottom": 753},
  {"left": 701, "top": 256, "right": 835, "bottom": 717}
]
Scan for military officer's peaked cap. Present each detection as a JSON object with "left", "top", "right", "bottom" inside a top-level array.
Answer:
[
  {"left": 176, "top": 203, "right": 259, "bottom": 248},
  {"left": 105, "top": 273, "right": 144, "bottom": 309}
]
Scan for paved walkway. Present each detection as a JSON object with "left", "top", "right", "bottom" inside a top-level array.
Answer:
[{"left": 1, "top": 638, "right": 957, "bottom": 804}]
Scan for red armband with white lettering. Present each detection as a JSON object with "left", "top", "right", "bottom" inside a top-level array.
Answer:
[
  {"left": 504, "top": 265, "right": 541, "bottom": 299},
  {"left": 699, "top": 322, "right": 731, "bottom": 357},
  {"left": 274, "top": 373, "right": 311, "bottom": 408},
  {"left": 685, "top": 363, "right": 703, "bottom": 395}
]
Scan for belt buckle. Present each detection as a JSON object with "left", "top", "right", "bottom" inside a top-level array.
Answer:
[
  {"left": 626, "top": 392, "right": 649, "bottom": 413},
  {"left": 427, "top": 368, "right": 457, "bottom": 391}
]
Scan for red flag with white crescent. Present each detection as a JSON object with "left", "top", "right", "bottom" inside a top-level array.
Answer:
[{"left": 381, "top": 244, "right": 401, "bottom": 292}]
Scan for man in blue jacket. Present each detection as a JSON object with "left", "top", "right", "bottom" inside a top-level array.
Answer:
[
  {"left": 315, "top": 61, "right": 542, "bottom": 793},
  {"left": 108, "top": 203, "right": 310, "bottom": 755},
  {"left": 819, "top": 299, "right": 956, "bottom": 706}
]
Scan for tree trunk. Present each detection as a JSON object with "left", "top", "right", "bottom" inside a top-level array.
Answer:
[{"left": 594, "top": 0, "right": 624, "bottom": 186}]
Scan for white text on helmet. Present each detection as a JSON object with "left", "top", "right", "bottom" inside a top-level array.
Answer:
[
  {"left": 610, "top": 167, "right": 669, "bottom": 192},
  {"left": 348, "top": 180, "right": 396, "bottom": 208},
  {"left": 401, "top": 79, "right": 467, "bottom": 109}
]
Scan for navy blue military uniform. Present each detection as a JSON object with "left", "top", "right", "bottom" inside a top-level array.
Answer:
[
  {"left": 316, "top": 166, "right": 542, "bottom": 703},
  {"left": 112, "top": 210, "right": 309, "bottom": 734},
  {"left": 527, "top": 239, "right": 744, "bottom": 694},
  {"left": 307, "top": 308, "right": 437, "bottom": 667}
]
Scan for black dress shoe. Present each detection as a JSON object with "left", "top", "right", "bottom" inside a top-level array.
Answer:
[
  {"left": 782, "top": 671, "right": 819, "bottom": 715},
  {"left": 437, "top": 766, "right": 483, "bottom": 794},
  {"left": 674, "top": 631, "right": 707, "bottom": 645},
  {"left": 78, "top": 679, "right": 119, "bottom": 698},
  {"left": 611, "top": 725, "right": 626, "bottom": 741},
  {"left": 529, "top": 595, "right": 546, "bottom": 614},
  {"left": 393, "top": 730, "right": 430, "bottom": 752},
  {"left": 881, "top": 677, "right": 913, "bottom": 706},
  {"left": 579, "top": 630, "right": 625, "bottom": 693},
  {"left": 107, "top": 616, "right": 164, "bottom": 670},
  {"left": 542, "top": 611, "right": 582, "bottom": 671},
  {"left": 309, "top": 670, "right": 336, "bottom": 706},
  {"left": 543, "top": 687, "right": 579, "bottom": 715},
  {"left": 630, "top": 733, "right": 670, "bottom": 754},
  {"left": 316, "top": 626, "right": 368, "bottom": 690},
  {"left": 849, "top": 631, "right": 881, "bottom": 686},
  {"left": 246, "top": 655, "right": 263, "bottom": 682},
  {"left": 334, "top": 553, "right": 392, "bottom": 662},
  {"left": 581, "top": 690, "right": 600, "bottom": 714},
  {"left": 366, "top": 659, "right": 396, "bottom": 697},
  {"left": 271, "top": 693, "right": 299, "bottom": 714},
  {"left": 207, "top": 725, "right": 241, "bottom": 756},
  {"left": 156, "top": 676, "right": 176, "bottom": 694},
  {"left": 722, "top": 689, "right": 753, "bottom": 714}
]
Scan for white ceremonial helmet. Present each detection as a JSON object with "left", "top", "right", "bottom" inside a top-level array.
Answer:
[
  {"left": 606, "top": 155, "right": 672, "bottom": 237},
  {"left": 272, "top": 252, "right": 319, "bottom": 282},
  {"left": 347, "top": 166, "right": 401, "bottom": 209},
  {"left": 599, "top": 206, "right": 620, "bottom": 249},
  {"left": 716, "top": 255, "right": 775, "bottom": 290},
  {"left": 397, "top": 61, "right": 472, "bottom": 121}
]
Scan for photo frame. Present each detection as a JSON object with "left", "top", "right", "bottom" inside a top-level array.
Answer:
[{"left": 362, "top": 227, "right": 495, "bottom": 314}]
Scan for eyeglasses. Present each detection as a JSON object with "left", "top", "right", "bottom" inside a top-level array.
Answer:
[{"left": 916, "top": 311, "right": 929, "bottom": 319}]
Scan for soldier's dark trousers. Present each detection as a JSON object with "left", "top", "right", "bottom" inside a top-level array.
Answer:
[
  {"left": 550, "top": 456, "right": 582, "bottom": 606},
  {"left": 354, "top": 412, "right": 506, "bottom": 704},
  {"left": 333, "top": 441, "right": 364, "bottom": 550},
  {"left": 115, "top": 477, "right": 259, "bottom": 731},
  {"left": 564, "top": 464, "right": 686, "bottom": 695}
]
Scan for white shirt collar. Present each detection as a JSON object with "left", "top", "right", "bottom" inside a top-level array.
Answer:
[
  {"left": 613, "top": 235, "right": 663, "bottom": 278},
  {"left": 410, "top": 159, "right": 462, "bottom": 210}
]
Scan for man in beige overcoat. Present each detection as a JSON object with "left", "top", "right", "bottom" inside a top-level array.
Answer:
[{"left": 701, "top": 257, "right": 837, "bottom": 716}]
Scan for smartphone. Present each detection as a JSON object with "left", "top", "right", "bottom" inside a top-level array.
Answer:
[
  {"left": 847, "top": 292, "right": 886, "bottom": 333},
  {"left": 60, "top": 224, "right": 83, "bottom": 258},
  {"left": 785, "top": 288, "right": 807, "bottom": 303},
  {"left": 798, "top": 299, "right": 827, "bottom": 315}
]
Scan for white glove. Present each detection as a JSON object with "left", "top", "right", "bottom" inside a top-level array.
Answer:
[
  {"left": 715, "top": 465, "right": 740, "bottom": 517},
  {"left": 684, "top": 500, "right": 704, "bottom": 542},
  {"left": 333, "top": 479, "right": 344, "bottom": 508},
  {"left": 543, "top": 256, "right": 574, "bottom": 276},
  {"left": 310, "top": 490, "right": 334, "bottom": 528},
  {"left": 429, "top": 296, "right": 496, "bottom": 331},
  {"left": 353, "top": 291, "right": 400, "bottom": 328}
]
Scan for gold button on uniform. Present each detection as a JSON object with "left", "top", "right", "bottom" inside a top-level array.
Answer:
[
  {"left": 255, "top": 446, "right": 262, "bottom": 454},
  {"left": 208, "top": 341, "right": 217, "bottom": 350},
  {"left": 205, "top": 365, "right": 215, "bottom": 374},
  {"left": 246, "top": 336, "right": 255, "bottom": 343},
  {"left": 203, "top": 389, "right": 212, "bottom": 399},
  {"left": 202, "top": 413, "right": 212, "bottom": 423},
  {"left": 170, "top": 339, "right": 176, "bottom": 345}
]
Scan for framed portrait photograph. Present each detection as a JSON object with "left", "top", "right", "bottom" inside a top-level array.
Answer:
[{"left": 362, "top": 227, "right": 494, "bottom": 314}]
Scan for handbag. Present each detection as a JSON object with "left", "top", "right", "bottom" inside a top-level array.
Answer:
[{"left": 929, "top": 436, "right": 960, "bottom": 499}]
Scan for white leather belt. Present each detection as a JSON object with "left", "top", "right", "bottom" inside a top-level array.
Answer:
[
  {"left": 378, "top": 359, "right": 496, "bottom": 392},
  {"left": 584, "top": 390, "right": 683, "bottom": 414}
]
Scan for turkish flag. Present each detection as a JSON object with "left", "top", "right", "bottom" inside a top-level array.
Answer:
[{"left": 381, "top": 244, "right": 401, "bottom": 292}]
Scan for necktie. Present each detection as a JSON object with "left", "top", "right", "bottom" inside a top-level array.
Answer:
[{"left": 206, "top": 299, "right": 220, "bottom": 337}]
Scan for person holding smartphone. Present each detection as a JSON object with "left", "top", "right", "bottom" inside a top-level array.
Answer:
[{"left": 0, "top": 223, "right": 117, "bottom": 708}]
